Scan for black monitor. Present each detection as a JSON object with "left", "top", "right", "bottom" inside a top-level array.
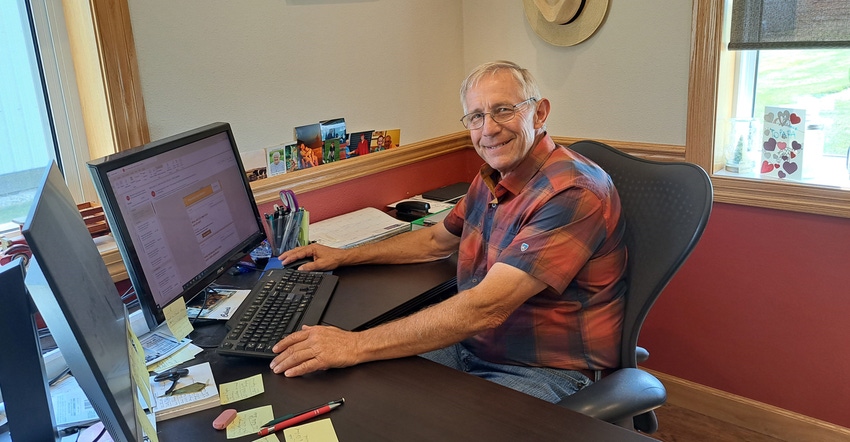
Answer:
[
  {"left": 0, "top": 258, "right": 57, "bottom": 441},
  {"left": 88, "top": 122, "right": 266, "bottom": 331},
  {"left": 21, "top": 162, "right": 144, "bottom": 441}
]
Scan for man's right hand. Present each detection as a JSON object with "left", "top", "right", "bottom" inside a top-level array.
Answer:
[{"left": 278, "top": 243, "right": 345, "bottom": 271}]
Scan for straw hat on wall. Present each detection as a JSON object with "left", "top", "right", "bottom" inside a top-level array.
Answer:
[{"left": 523, "top": 0, "right": 610, "bottom": 47}]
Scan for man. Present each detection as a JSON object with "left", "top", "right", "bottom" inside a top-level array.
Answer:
[{"left": 272, "top": 61, "right": 627, "bottom": 403}]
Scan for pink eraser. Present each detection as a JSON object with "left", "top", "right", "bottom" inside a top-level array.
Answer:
[{"left": 212, "top": 408, "right": 238, "bottom": 430}]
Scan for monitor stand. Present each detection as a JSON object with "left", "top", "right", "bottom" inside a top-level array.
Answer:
[{"left": 0, "top": 259, "right": 59, "bottom": 441}]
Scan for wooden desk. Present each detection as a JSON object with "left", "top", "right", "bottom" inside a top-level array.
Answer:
[
  {"left": 157, "top": 352, "right": 653, "bottom": 441},
  {"left": 159, "top": 260, "right": 653, "bottom": 441}
]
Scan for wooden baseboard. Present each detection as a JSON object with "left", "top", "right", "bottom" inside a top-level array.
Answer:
[{"left": 647, "top": 369, "right": 850, "bottom": 441}]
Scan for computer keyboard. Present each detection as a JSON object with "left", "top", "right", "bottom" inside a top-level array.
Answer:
[{"left": 217, "top": 268, "right": 338, "bottom": 358}]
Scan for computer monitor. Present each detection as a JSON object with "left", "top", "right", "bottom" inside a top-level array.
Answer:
[
  {"left": 0, "top": 258, "right": 57, "bottom": 441},
  {"left": 88, "top": 122, "right": 266, "bottom": 331},
  {"left": 21, "top": 161, "right": 144, "bottom": 442}
]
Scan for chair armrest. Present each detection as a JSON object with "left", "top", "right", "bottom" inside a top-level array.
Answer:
[
  {"left": 636, "top": 346, "right": 649, "bottom": 363},
  {"left": 556, "top": 368, "right": 666, "bottom": 423}
]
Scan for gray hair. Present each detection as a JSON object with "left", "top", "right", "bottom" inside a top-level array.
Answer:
[{"left": 459, "top": 61, "right": 542, "bottom": 113}]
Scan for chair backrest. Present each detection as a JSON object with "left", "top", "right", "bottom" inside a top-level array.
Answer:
[{"left": 568, "top": 140, "right": 713, "bottom": 368}]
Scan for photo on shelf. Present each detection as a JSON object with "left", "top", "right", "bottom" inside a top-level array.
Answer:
[
  {"left": 240, "top": 149, "right": 268, "bottom": 182},
  {"left": 283, "top": 142, "right": 299, "bottom": 172},
  {"left": 347, "top": 130, "right": 373, "bottom": 158},
  {"left": 371, "top": 129, "right": 401, "bottom": 152},
  {"left": 295, "top": 123, "right": 324, "bottom": 166},
  {"left": 321, "top": 118, "right": 348, "bottom": 159},
  {"left": 267, "top": 146, "right": 288, "bottom": 176},
  {"left": 297, "top": 140, "right": 320, "bottom": 169},
  {"left": 383, "top": 128, "right": 400, "bottom": 150},
  {"left": 323, "top": 138, "right": 341, "bottom": 164},
  {"left": 320, "top": 118, "right": 346, "bottom": 142}
]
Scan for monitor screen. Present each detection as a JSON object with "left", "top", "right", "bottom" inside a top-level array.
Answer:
[
  {"left": 88, "top": 122, "right": 266, "bottom": 330},
  {"left": 22, "top": 162, "right": 143, "bottom": 442}
]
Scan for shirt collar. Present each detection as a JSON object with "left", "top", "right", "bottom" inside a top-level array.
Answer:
[{"left": 478, "top": 132, "right": 556, "bottom": 202}]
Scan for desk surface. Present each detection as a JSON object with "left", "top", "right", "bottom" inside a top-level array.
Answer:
[
  {"left": 161, "top": 260, "right": 653, "bottom": 441},
  {"left": 158, "top": 352, "right": 653, "bottom": 441},
  {"left": 322, "top": 255, "right": 458, "bottom": 331}
]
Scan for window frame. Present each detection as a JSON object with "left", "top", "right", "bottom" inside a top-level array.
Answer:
[
  {"left": 28, "top": 0, "right": 95, "bottom": 203},
  {"left": 688, "top": 0, "right": 850, "bottom": 219},
  {"left": 60, "top": 0, "right": 149, "bottom": 161}
]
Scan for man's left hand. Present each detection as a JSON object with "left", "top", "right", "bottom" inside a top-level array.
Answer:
[{"left": 270, "top": 325, "right": 360, "bottom": 377}]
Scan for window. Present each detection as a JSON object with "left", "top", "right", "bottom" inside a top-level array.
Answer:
[
  {"left": 687, "top": 0, "right": 850, "bottom": 219},
  {"left": 0, "top": 0, "right": 93, "bottom": 233},
  {"left": 715, "top": 48, "right": 850, "bottom": 187}
]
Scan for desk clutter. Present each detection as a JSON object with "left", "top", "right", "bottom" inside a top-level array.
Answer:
[
  {"left": 137, "top": 321, "right": 342, "bottom": 439},
  {"left": 49, "top": 294, "right": 342, "bottom": 440},
  {"left": 146, "top": 361, "right": 342, "bottom": 439}
]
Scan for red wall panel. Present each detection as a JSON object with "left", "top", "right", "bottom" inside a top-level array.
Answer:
[{"left": 641, "top": 202, "right": 850, "bottom": 427}]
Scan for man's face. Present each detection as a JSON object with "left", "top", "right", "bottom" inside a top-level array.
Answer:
[{"left": 464, "top": 71, "right": 541, "bottom": 177}]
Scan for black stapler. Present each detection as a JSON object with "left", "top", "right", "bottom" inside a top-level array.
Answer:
[{"left": 395, "top": 200, "right": 430, "bottom": 221}]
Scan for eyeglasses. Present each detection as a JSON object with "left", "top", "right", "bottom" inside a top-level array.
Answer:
[{"left": 460, "top": 98, "right": 538, "bottom": 130}]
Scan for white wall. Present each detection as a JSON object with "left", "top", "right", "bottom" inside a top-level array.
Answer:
[
  {"left": 129, "top": 0, "right": 692, "bottom": 152},
  {"left": 128, "top": 0, "right": 465, "bottom": 153},
  {"left": 462, "top": 0, "right": 692, "bottom": 145}
]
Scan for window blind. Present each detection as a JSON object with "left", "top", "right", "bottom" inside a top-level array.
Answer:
[{"left": 729, "top": 0, "right": 850, "bottom": 50}]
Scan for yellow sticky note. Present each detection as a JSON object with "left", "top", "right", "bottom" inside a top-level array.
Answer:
[
  {"left": 227, "top": 405, "right": 274, "bottom": 439},
  {"left": 283, "top": 418, "right": 339, "bottom": 442},
  {"left": 220, "top": 373, "right": 265, "bottom": 405},
  {"left": 252, "top": 435, "right": 281, "bottom": 442},
  {"left": 134, "top": 397, "right": 159, "bottom": 442},
  {"left": 128, "top": 321, "right": 153, "bottom": 409},
  {"left": 163, "top": 299, "right": 194, "bottom": 340}
]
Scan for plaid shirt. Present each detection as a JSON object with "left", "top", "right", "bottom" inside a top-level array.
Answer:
[{"left": 443, "top": 133, "right": 627, "bottom": 370}]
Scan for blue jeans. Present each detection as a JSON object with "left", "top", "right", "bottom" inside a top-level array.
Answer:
[{"left": 420, "top": 343, "right": 592, "bottom": 403}]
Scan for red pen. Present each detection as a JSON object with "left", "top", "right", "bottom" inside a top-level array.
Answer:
[{"left": 257, "top": 398, "right": 345, "bottom": 436}]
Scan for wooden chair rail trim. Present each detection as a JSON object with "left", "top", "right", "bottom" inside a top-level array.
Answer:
[{"left": 250, "top": 131, "right": 473, "bottom": 205}]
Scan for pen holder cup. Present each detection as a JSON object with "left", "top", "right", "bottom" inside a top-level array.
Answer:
[{"left": 266, "top": 207, "right": 308, "bottom": 256}]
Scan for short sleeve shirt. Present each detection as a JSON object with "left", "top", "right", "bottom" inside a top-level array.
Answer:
[{"left": 442, "top": 133, "right": 627, "bottom": 370}]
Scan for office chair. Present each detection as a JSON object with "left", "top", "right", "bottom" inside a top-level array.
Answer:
[{"left": 557, "top": 140, "right": 713, "bottom": 433}]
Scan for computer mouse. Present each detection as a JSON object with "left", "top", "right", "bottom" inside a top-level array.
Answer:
[{"left": 285, "top": 257, "right": 314, "bottom": 269}]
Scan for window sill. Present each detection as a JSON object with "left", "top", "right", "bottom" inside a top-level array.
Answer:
[{"left": 714, "top": 156, "right": 850, "bottom": 190}]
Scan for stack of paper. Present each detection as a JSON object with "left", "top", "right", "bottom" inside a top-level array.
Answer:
[
  {"left": 309, "top": 207, "right": 409, "bottom": 249},
  {"left": 50, "top": 376, "right": 100, "bottom": 429},
  {"left": 139, "top": 330, "right": 191, "bottom": 365},
  {"left": 152, "top": 362, "right": 220, "bottom": 421}
]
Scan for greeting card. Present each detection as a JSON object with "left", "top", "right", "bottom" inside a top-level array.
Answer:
[{"left": 761, "top": 106, "right": 806, "bottom": 180}]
